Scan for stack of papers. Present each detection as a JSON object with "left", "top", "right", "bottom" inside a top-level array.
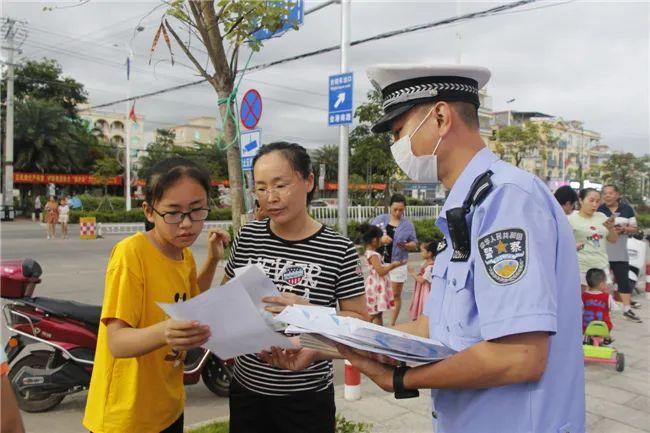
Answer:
[
  {"left": 158, "top": 265, "right": 296, "bottom": 359},
  {"left": 275, "top": 305, "right": 456, "bottom": 365}
]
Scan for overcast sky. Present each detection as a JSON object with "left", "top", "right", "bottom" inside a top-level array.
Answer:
[{"left": 3, "top": 0, "right": 649, "bottom": 155}]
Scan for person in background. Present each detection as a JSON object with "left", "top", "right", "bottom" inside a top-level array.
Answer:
[
  {"left": 357, "top": 223, "right": 405, "bottom": 325},
  {"left": 597, "top": 184, "right": 642, "bottom": 318},
  {"left": 568, "top": 188, "right": 619, "bottom": 293},
  {"left": 372, "top": 194, "right": 418, "bottom": 326},
  {"left": 408, "top": 241, "right": 437, "bottom": 321},
  {"left": 1, "top": 350, "right": 25, "bottom": 433},
  {"left": 44, "top": 196, "right": 59, "bottom": 239},
  {"left": 58, "top": 197, "right": 70, "bottom": 239},
  {"left": 554, "top": 185, "right": 578, "bottom": 216},
  {"left": 34, "top": 194, "right": 42, "bottom": 222}
]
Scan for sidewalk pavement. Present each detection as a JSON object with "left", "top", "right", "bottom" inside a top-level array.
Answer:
[{"left": 331, "top": 293, "right": 650, "bottom": 433}]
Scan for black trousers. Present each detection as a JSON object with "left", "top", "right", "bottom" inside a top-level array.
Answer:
[
  {"left": 610, "top": 261, "right": 633, "bottom": 294},
  {"left": 229, "top": 379, "right": 336, "bottom": 433}
]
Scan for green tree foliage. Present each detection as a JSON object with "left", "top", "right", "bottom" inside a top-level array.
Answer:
[
  {"left": 349, "top": 91, "right": 402, "bottom": 204},
  {"left": 313, "top": 144, "right": 339, "bottom": 183},
  {"left": 601, "top": 153, "right": 650, "bottom": 201},
  {"left": 137, "top": 129, "right": 228, "bottom": 193}
]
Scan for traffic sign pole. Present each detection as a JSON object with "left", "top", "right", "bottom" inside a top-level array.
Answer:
[{"left": 337, "top": 0, "right": 351, "bottom": 237}]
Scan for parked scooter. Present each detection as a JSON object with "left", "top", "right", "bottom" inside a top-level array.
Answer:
[{"left": 1, "top": 258, "right": 232, "bottom": 412}]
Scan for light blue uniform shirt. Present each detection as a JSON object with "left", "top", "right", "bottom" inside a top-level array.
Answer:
[{"left": 424, "top": 147, "right": 585, "bottom": 433}]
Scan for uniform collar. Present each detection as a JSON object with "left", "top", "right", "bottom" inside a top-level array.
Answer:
[{"left": 438, "top": 147, "right": 499, "bottom": 222}]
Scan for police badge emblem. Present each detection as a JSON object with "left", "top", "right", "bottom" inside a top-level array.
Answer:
[{"left": 478, "top": 228, "right": 527, "bottom": 285}]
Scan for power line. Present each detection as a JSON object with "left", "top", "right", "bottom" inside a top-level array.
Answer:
[{"left": 90, "top": 0, "right": 555, "bottom": 110}]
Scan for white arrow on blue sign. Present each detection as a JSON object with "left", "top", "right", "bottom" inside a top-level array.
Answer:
[
  {"left": 240, "top": 129, "right": 262, "bottom": 172},
  {"left": 328, "top": 72, "right": 353, "bottom": 126}
]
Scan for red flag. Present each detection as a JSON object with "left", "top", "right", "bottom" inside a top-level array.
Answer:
[{"left": 129, "top": 103, "right": 137, "bottom": 124}]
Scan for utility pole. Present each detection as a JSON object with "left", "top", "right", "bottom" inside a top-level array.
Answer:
[
  {"left": 1, "top": 18, "right": 26, "bottom": 222},
  {"left": 337, "top": 0, "right": 350, "bottom": 236}
]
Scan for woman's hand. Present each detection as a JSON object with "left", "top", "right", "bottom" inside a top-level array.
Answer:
[
  {"left": 162, "top": 319, "right": 211, "bottom": 352},
  {"left": 207, "top": 229, "right": 230, "bottom": 262},
  {"left": 603, "top": 217, "right": 616, "bottom": 232},
  {"left": 258, "top": 347, "right": 319, "bottom": 371},
  {"left": 381, "top": 234, "right": 393, "bottom": 245},
  {"left": 262, "top": 292, "right": 310, "bottom": 314}
]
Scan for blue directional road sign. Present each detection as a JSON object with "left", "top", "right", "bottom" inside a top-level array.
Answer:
[
  {"left": 328, "top": 72, "right": 353, "bottom": 126},
  {"left": 240, "top": 129, "right": 261, "bottom": 172},
  {"left": 251, "top": 0, "right": 304, "bottom": 42}
]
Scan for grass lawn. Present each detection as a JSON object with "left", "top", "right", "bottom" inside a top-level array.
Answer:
[{"left": 188, "top": 420, "right": 229, "bottom": 433}]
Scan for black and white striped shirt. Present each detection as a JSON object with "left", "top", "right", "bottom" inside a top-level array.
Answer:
[{"left": 224, "top": 219, "right": 365, "bottom": 396}]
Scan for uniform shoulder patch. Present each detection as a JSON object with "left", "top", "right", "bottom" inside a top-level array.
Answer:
[{"left": 478, "top": 228, "right": 527, "bottom": 285}]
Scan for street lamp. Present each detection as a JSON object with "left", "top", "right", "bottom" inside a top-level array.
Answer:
[{"left": 124, "top": 26, "right": 144, "bottom": 211}]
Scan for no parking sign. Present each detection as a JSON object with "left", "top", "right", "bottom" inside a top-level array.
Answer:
[{"left": 240, "top": 89, "right": 263, "bottom": 130}]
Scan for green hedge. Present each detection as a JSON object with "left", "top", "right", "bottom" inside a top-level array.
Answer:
[
  {"left": 69, "top": 209, "right": 146, "bottom": 224},
  {"left": 637, "top": 213, "right": 650, "bottom": 228}
]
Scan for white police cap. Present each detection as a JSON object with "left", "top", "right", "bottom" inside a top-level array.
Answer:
[{"left": 366, "top": 64, "right": 491, "bottom": 133}]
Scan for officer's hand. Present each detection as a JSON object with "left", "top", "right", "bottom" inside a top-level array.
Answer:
[
  {"left": 576, "top": 242, "right": 585, "bottom": 251},
  {"left": 381, "top": 235, "right": 393, "bottom": 245},
  {"left": 335, "top": 343, "right": 395, "bottom": 392}
]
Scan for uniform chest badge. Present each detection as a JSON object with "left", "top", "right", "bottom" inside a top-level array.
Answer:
[
  {"left": 478, "top": 228, "right": 528, "bottom": 285},
  {"left": 282, "top": 266, "right": 305, "bottom": 286},
  {"left": 437, "top": 238, "right": 448, "bottom": 253}
]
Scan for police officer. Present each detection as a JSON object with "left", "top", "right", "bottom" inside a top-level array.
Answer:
[{"left": 337, "top": 65, "right": 586, "bottom": 433}]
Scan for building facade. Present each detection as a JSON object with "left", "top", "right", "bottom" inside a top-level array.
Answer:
[
  {"left": 492, "top": 110, "right": 602, "bottom": 188},
  {"left": 166, "top": 116, "right": 221, "bottom": 148}
]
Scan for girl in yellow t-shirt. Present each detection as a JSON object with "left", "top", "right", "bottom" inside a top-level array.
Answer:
[{"left": 83, "top": 158, "right": 229, "bottom": 433}]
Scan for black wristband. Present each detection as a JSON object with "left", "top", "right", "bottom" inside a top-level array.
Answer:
[{"left": 393, "top": 364, "right": 419, "bottom": 399}]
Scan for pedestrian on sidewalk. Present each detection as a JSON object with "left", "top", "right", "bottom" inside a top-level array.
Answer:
[
  {"left": 58, "top": 197, "right": 70, "bottom": 239},
  {"left": 568, "top": 189, "right": 618, "bottom": 291},
  {"left": 372, "top": 194, "right": 418, "bottom": 326},
  {"left": 44, "top": 196, "right": 58, "bottom": 239},
  {"left": 34, "top": 194, "right": 42, "bottom": 222},
  {"left": 597, "top": 184, "right": 643, "bottom": 321},
  {"left": 336, "top": 64, "right": 585, "bottom": 433},
  {"left": 408, "top": 241, "right": 436, "bottom": 321},
  {"left": 222, "top": 142, "right": 368, "bottom": 433},
  {"left": 83, "top": 158, "right": 229, "bottom": 433},
  {"left": 357, "top": 223, "right": 404, "bottom": 325}
]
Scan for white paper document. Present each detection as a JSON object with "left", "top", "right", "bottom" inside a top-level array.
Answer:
[
  {"left": 276, "top": 305, "right": 456, "bottom": 365},
  {"left": 158, "top": 265, "right": 296, "bottom": 359}
]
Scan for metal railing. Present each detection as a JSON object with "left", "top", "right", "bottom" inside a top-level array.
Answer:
[{"left": 95, "top": 207, "right": 440, "bottom": 235}]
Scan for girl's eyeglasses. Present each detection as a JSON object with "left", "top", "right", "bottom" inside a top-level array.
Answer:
[{"left": 152, "top": 207, "right": 210, "bottom": 224}]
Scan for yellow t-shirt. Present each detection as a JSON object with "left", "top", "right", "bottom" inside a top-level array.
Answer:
[{"left": 83, "top": 232, "right": 200, "bottom": 433}]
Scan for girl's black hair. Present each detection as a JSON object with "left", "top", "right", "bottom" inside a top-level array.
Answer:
[
  {"left": 554, "top": 185, "right": 578, "bottom": 206},
  {"left": 421, "top": 241, "right": 438, "bottom": 256},
  {"left": 390, "top": 193, "right": 407, "bottom": 206},
  {"left": 356, "top": 223, "right": 384, "bottom": 245},
  {"left": 578, "top": 187, "right": 599, "bottom": 201},
  {"left": 252, "top": 142, "right": 315, "bottom": 203},
  {"left": 144, "top": 157, "right": 211, "bottom": 231}
]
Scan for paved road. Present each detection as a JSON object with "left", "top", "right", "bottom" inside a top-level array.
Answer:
[{"left": 1, "top": 220, "right": 418, "bottom": 433}]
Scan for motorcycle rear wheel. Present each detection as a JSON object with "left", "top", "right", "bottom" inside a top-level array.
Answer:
[
  {"left": 9, "top": 351, "right": 65, "bottom": 412},
  {"left": 201, "top": 355, "right": 232, "bottom": 397}
]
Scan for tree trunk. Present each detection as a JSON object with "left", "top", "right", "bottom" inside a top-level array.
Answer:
[{"left": 216, "top": 89, "right": 244, "bottom": 232}]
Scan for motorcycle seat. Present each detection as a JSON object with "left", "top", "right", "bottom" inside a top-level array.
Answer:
[{"left": 23, "top": 297, "right": 102, "bottom": 327}]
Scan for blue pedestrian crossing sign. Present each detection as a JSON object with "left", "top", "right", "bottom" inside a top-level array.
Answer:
[
  {"left": 328, "top": 72, "right": 353, "bottom": 126},
  {"left": 240, "top": 129, "right": 261, "bottom": 172}
]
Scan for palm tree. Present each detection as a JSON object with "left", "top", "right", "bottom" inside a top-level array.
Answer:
[{"left": 313, "top": 144, "right": 339, "bottom": 183}]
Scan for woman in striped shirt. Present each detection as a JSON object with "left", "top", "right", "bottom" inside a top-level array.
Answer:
[{"left": 223, "top": 142, "right": 368, "bottom": 433}]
